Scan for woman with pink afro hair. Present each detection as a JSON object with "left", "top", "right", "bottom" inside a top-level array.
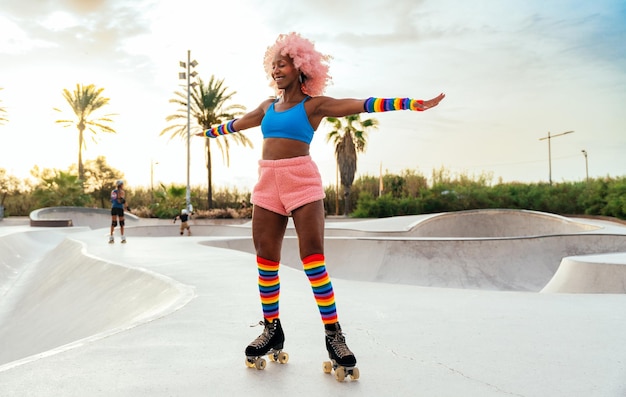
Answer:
[
  {"left": 263, "top": 32, "right": 332, "bottom": 97},
  {"left": 197, "top": 32, "right": 444, "bottom": 380}
]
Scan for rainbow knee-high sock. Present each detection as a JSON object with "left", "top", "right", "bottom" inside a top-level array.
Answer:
[
  {"left": 257, "top": 256, "right": 280, "bottom": 322},
  {"left": 303, "top": 254, "right": 338, "bottom": 325}
]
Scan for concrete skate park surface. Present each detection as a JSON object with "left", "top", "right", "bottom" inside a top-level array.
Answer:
[{"left": 0, "top": 208, "right": 625, "bottom": 396}]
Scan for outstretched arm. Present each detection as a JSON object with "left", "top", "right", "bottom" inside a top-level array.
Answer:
[
  {"left": 364, "top": 94, "right": 445, "bottom": 113},
  {"left": 313, "top": 93, "right": 445, "bottom": 119},
  {"left": 195, "top": 98, "right": 274, "bottom": 138}
]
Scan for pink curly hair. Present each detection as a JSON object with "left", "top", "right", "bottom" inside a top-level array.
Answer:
[{"left": 263, "top": 32, "right": 332, "bottom": 97}]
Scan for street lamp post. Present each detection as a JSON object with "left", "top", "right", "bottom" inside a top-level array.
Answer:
[
  {"left": 179, "top": 51, "right": 198, "bottom": 212},
  {"left": 150, "top": 159, "right": 159, "bottom": 203},
  {"left": 581, "top": 149, "right": 589, "bottom": 182},
  {"left": 539, "top": 130, "right": 574, "bottom": 185}
]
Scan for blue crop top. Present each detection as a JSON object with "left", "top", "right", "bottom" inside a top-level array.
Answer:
[{"left": 261, "top": 96, "right": 315, "bottom": 144}]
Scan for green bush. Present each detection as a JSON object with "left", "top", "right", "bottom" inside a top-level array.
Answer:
[
  {"left": 2, "top": 163, "right": 626, "bottom": 220},
  {"left": 602, "top": 177, "right": 626, "bottom": 219},
  {"left": 348, "top": 172, "right": 626, "bottom": 220}
]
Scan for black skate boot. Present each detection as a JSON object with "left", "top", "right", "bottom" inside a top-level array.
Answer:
[
  {"left": 245, "top": 319, "right": 289, "bottom": 370},
  {"left": 323, "top": 322, "right": 359, "bottom": 381}
]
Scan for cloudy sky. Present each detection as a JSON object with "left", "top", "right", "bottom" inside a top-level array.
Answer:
[{"left": 1, "top": 0, "right": 625, "bottom": 192}]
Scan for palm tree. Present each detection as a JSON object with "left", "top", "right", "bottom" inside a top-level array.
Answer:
[
  {"left": 31, "top": 168, "right": 92, "bottom": 208},
  {"left": 325, "top": 114, "right": 378, "bottom": 215},
  {"left": 161, "top": 75, "right": 252, "bottom": 209},
  {"left": 54, "top": 84, "right": 116, "bottom": 181},
  {"left": 0, "top": 88, "right": 8, "bottom": 125}
]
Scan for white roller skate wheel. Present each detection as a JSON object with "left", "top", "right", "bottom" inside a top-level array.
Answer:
[
  {"left": 255, "top": 357, "right": 266, "bottom": 370},
  {"left": 277, "top": 352, "right": 289, "bottom": 364},
  {"left": 335, "top": 366, "right": 346, "bottom": 381}
]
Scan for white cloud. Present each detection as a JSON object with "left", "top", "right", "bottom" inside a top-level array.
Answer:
[{"left": 41, "top": 11, "right": 79, "bottom": 31}]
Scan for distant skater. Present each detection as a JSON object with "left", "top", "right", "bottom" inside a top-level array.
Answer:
[
  {"left": 173, "top": 208, "right": 192, "bottom": 236},
  {"left": 197, "top": 32, "right": 444, "bottom": 380},
  {"left": 109, "top": 179, "right": 129, "bottom": 243}
]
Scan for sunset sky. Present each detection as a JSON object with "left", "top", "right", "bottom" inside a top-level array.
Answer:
[{"left": 1, "top": 0, "right": 624, "bottom": 192}]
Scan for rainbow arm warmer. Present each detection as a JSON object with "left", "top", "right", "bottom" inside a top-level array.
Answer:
[
  {"left": 363, "top": 97, "right": 425, "bottom": 113},
  {"left": 204, "top": 119, "right": 238, "bottom": 138}
]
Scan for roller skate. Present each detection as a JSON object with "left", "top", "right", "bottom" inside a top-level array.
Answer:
[
  {"left": 322, "top": 322, "right": 359, "bottom": 381},
  {"left": 121, "top": 235, "right": 127, "bottom": 244},
  {"left": 108, "top": 235, "right": 114, "bottom": 244},
  {"left": 245, "top": 319, "right": 289, "bottom": 370}
]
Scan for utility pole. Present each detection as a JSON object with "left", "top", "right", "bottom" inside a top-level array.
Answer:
[
  {"left": 179, "top": 51, "right": 198, "bottom": 212},
  {"left": 581, "top": 149, "right": 589, "bottom": 182},
  {"left": 539, "top": 130, "right": 574, "bottom": 185}
]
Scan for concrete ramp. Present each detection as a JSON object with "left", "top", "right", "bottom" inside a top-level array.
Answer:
[
  {"left": 205, "top": 233, "right": 626, "bottom": 291},
  {"left": 405, "top": 209, "right": 599, "bottom": 237},
  {"left": 198, "top": 210, "right": 626, "bottom": 292},
  {"left": 124, "top": 224, "right": 251, "bottom": 238},
  {"left": 541, "top": 253, "right": 626, "bottom": 293},
  {"left": 0, "top": 237, "right": 194, "bottom": 366},
  {"left": 0, "top": 229, "right": 68, "bottom": 299},
  {"left": 30, "top": 206, "right": 140, "bottom": 229}
]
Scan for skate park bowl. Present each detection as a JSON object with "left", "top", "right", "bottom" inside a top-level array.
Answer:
[
  {"left": 1, "top": 206, "right": 626, "bottom": 395},
  {"left": 0, "top": 217, "right": 193, "bottom": 367},
  {"left": 29, "top": 206, "right": 140, "bottom": 228},
  {"left": 22, "top": 207, "right": 626, "bottom": 293},
  {"left": 201, "top": 209, "right": 626, "bottom": 292}
]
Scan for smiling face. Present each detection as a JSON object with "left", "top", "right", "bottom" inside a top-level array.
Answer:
[
  {"left": 271, "top": 53, "right": 299, "bottom": 91},
  {"left": 263, "top": 33, "right": 330, "bottom": 96}
]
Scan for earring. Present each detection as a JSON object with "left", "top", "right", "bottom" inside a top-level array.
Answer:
[{"left": 298, "top": 74, "right": 303, "bottom": 84}]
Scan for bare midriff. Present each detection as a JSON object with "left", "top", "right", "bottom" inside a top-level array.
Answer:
[{"left": 262, "top": 138, "right": 310, "bottom": 160}]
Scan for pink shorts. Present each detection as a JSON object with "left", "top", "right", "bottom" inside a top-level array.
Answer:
[{"left": 251, "top": 155, "right": 326, "bottom": 216}]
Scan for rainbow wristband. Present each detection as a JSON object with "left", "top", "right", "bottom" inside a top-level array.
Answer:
[
  {"left": 205, "top": 119, "right": 238, "bottom": 138},
  {"left": 363, "top": 97, "right": 424, "bottom": 113}
]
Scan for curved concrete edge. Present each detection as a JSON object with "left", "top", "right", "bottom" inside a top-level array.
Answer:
[
  {"left": 541, "top": 253, "right": 626, "bottom": 293},
  {"left": 0, "top": 229, "right": 72, "bottom": 298},
  {"left": 0, "top": 237, "right": 195, "bottom": 370},
  {"left": 30, "top": 206, "right": 140, "bottom": 229},
  {"left": 407, "top": 209, "right": 601, "bottom": 237},
  {"left": 124, "top": 224, "right": 252, "bottom": 238},
  {"left": 201, "top": 233, "right": 626, "bottom": 292}
]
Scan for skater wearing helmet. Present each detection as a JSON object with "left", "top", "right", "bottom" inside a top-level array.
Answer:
[
  {"left": 173, "top": 208, "right": 192, "bottom": 236},
  {"left": 196, "top": 32, "right": 444, "bottom": 380},
  {"left": 109, "top": 179, "right": 129, "bottom": 244}
]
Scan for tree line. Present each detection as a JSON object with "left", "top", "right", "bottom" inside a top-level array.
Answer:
[
  {"left": 342, "top": 168, "right": 626, "bottom": 220},
  {"left": 0, "top": 158, "right": 251, "bottom": 219},
  {"left": 1, "top": 162, "right": 625, "bottom": 221}
]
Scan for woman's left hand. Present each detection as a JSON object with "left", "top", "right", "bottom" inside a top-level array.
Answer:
[{"left": 420, "top": 93, "right": 445, "bottom": 110}]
